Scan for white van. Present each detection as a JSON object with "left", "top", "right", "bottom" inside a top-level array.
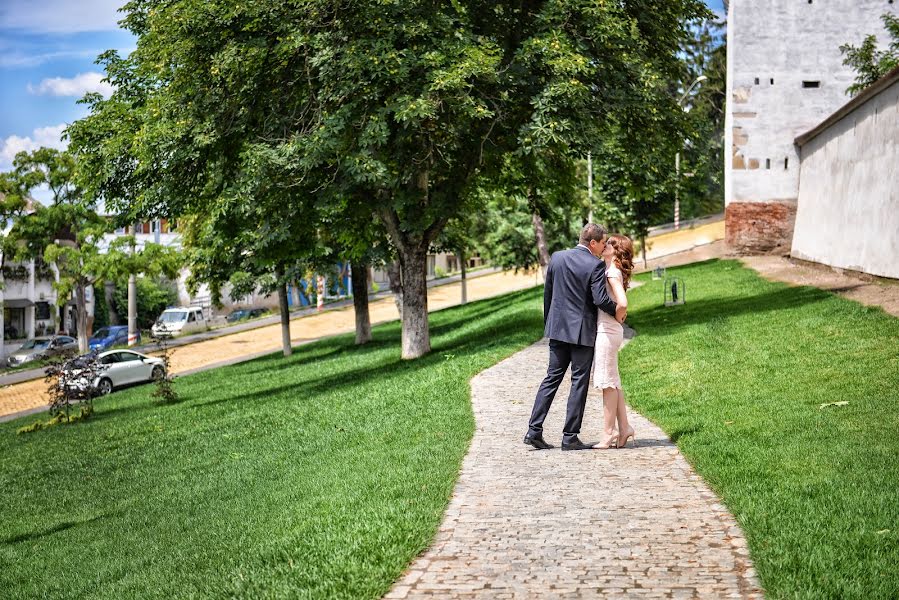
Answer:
[{"left": 151, "top": 307, "right": 208, "bottom": 338}]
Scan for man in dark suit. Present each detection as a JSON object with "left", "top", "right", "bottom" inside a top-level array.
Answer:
[{"left": 524, "top": 223, "right": 625, "bottom": 451}]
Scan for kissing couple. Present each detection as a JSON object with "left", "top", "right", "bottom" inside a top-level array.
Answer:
[{"left": 524, "top": 223, "right": 636, "bottom": 451}]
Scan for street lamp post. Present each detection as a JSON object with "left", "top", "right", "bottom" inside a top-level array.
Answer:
[{"left": 674, "top": 75, "right": 707, "bottom": 231}]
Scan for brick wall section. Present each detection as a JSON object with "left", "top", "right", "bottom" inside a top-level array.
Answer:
[{"left": 725, "top": 201, "right": 797, "bottom": 254}]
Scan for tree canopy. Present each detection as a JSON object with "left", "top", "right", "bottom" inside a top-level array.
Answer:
[{"left": 70, "top": 0, "right": 709, "bottom": 358}]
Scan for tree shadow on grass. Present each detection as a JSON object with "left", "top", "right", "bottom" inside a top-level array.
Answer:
[
  {"left": 91, "top": 288, "right": 543, "bottom": 420},
  {"left": 189, "top": 309, "right": 544, "bottom": 412},
  {"left": 236, "top": 287, "right": 540, "bottom": 376},
  {"left": 1, "top": 512, "right": 114, "bottom": 545},
  {"left": 632, "top": 285, "right": 833, "bottom": 337}
]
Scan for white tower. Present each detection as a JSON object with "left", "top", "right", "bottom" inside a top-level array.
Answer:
[{"left": 724, "top": 0, "right": 897, "bottom": 253}]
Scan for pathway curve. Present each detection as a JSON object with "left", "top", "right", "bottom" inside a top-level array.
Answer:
[{"left": 387, "top": 339, "right": 763, "bottom": 599}]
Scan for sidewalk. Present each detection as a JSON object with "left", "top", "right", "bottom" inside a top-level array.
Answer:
[
  {"left": 388, "top": 339, "right": 762, "bottom": 598},
  {"left": 0, "top": 267, "right": 504, "bottom": 387},
  {"left": 0, "top": 269, "right": 540, "bottom": 422}
]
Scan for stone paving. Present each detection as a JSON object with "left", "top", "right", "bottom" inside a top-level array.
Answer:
[{"left": 387, "top": 339, "right": 763, "bottom": 599}]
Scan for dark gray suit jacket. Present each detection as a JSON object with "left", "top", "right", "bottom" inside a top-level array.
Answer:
[{"left": 543, "top": 245, "right": 618, "bottom": 347}]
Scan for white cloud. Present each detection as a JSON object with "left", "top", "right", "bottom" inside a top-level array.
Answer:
[
  {"left": 27, "top": 72, "right": 114, "bottom": 98},
  {"left": 0, "top": 0, "right": 125, "bottom": 33},
  {"left": 0, "top": 124, "right": 68, "bottom": 168}
]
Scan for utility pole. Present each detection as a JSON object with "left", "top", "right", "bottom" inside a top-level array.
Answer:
[{"left": 128, "top": 224, "right": 138, "bottom": 346}]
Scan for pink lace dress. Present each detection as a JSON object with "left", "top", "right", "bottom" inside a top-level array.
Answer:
[{"left": 593, "top": 265, "right": 623, "bottom": 389}]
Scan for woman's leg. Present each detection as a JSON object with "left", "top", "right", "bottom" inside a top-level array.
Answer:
[
  {"left": 601, "top": 387, "right": 619, "bottom": 446},
  {"left": 615, "top": 388, "right": 630, "bottom": 435}
]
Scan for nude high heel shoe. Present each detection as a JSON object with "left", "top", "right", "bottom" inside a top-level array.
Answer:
[
  {"left": 618, "top": 426, "right": 637, "bottom": 448},
  {"left": 596, "top": 432, "right": 619, "bottom": 449}
]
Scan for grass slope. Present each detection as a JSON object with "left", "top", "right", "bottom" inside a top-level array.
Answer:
[
  {"left": 0, "top": 287, "right": 544, "bottom": 599},
  {"left": 623, "top": 260, "right": 899, "bottom": 598}
]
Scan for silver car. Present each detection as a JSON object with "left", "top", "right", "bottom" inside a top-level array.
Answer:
[
  {"left": 61, "top": 350, "right": 166, "bottom": 395},
  {"left": 6, "top": 335, "right": 78, "bottom": 368}
]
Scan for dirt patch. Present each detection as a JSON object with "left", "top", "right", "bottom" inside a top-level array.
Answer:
[{"left": 742, "top": 255, "right": 899, "bottom": 318}]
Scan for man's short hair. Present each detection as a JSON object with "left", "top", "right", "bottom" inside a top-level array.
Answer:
[{"left": 579, "top": 223, "right": 607, "bottom": 245}]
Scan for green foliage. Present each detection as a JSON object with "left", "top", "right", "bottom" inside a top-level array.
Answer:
[
  {"left": 16, "top": 407, "right": 93, "bottom": 435},
  {"left": 113, "top": 277, "right": 178, "bottom": 331},
  {"left": 68, "top": 0, "right": 709, "bottom": 356},
  {"left": 841, "top": 13, "right": 899, "bottom": 96},
  {"left": 150, "top": 337, "right": 178, "bottom": 404},
  {"left": 470, "top": 190, "right": 580, "bottom": 271},
  {"left": 677, "top": 17, "right": 727, "bottom": 220},
  {"left": 93, "top": 281, "right": 111, "bottom": 329}
]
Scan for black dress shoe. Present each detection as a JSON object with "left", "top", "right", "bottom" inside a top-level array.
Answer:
[
  {"left": 523, "top": 434, "right": 554, "bottom": 450},
  {"left": 561, "top": 437, "right": 595, "bottom": 451}
]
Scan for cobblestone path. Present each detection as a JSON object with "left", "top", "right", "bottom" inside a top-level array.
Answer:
[{"left": 387, "top": 339, "right": 763, "bottom": 599}]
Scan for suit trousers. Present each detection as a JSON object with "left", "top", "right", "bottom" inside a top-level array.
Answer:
[{"left": 527, "top": 338, "right": 594, "bottom": 444}]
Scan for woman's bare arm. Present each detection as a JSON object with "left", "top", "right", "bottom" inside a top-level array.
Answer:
[{"left": 608, "top": 276, "right": 628, "bottom": 322}]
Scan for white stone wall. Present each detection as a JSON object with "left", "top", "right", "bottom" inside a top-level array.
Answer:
[
  {"left": 726, "top": 0, "right": 897, "bottom": 205},
  {"left": 792, "top": 76, "right": 899, "bottom": 278}
]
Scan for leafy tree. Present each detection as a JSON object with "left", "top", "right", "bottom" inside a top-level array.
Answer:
[
  {"left": 676, "top": 16, "right": 727, "bottom": 220},
  {"left": 112, "top": 276, "right": 178, "bottom": 331},
  {"left": 3, "top": 149, "right": 182, "bottom": 351},
  {"left": 70, "top": 0, "right": 708, "bottom": 360},
  {"left": 841, "top": 13, "right": 899, "bottom": 96}
]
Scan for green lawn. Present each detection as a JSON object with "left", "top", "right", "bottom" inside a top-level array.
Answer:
[
  {"left": 622, "top": 260, "right": 899, "bottom": 599},
  {"left": 0, "top": 287, "right": 544, "bottom": 599},
  {"left": 3, "top": 260, "right": 897, "bottom": 599}
]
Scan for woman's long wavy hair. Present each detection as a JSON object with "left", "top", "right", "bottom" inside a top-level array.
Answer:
[{"left": 606, "top": 234, "right": 634, "bottom": 290}]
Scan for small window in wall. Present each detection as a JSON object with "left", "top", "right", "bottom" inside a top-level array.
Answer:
[
  {"left": 754, "top": 77, "right": 760, "bottom": 85},
  {"left": 765, "top": 158, "right": 771, "bottom": 169},
  {"left": 770, "top": 78, "right": 775, "bottom": 85},
  {"left": 36, "top": 302, "right": 51, "bottom": 320},
  {"left": 802, "top": 81, "right": 820, "bottom": 88},
  {"left": 784, "top": 157, "right": 789, "bottom": 170}
]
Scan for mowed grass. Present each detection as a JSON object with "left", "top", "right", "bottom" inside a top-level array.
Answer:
[
  {"left": 622, "top": 260, "right": 899, "bottom": 598},
  {"left": 0, "top": 287, "right": 544, "bottom": 599}
]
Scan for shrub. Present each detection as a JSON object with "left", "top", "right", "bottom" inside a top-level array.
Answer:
[{"left": 113, "top": 277, "right": 178, "bottom": 330}]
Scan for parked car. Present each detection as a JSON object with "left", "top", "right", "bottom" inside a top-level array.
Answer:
[
  {"left": 6, "top": 335, "right": 78, "bottom": 368},
  {"left": 89, "top": 326, "right": 138, "bottom": 351},
  {"left": 60, "top": 349, "right": 166, "bottom": 396},
  {"left": 151, "top": 307, "right": 208, "bottom": 338},
  {"left": 226, "top": 307, "right": 268, "bottom": 323}
]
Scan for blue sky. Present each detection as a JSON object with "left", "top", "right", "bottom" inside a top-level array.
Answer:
[{"left": 0, "top": 0, "right": 727, "bottom": 174}]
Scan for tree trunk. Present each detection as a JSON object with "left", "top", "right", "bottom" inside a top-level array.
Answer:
[
  {"left": 386, "top": 261, "right": 403, "bottom": 318},
  {"left": 397, "top": 246, "right": 430, "bottom": 359},
  {"left": 641, "top": 234, "right": 648, "bottom": 269},
  {"left": 316, "top": 274, "right": 325, "bottom": 311},
  {"left": 459, "top": 248, "right": 468, "bottom": 305},
  {"left": 105, "top": 281, "right": 120, "bottom": 325},
  {"left": 351, "top": 260, "right": 372, "bottom": 345},
  {"left": 276, "top": 273, "right": 292, "bottom": 357},
  {"left": 75, "top": 283, "right": 89, "bottom": 353},
  {"left": 532, "top": 211, "right": 551, "bottom": 277}
]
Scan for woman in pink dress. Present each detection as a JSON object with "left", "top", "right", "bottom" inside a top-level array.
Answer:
[{"left": 593, "top": 234, "right": 636, "bottom": 449}]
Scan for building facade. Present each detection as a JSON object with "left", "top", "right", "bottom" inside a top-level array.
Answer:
[
  {"left": 792, "top": 66, "right": 899, "bottom": 278},
  {"left": 724, "top": 0, "right": 897, "bottom": 253}
]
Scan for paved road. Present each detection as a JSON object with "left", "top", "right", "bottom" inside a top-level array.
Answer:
[
  {"left": 0, "top": 269, "right": 541, "bottom": 422},
  {"left": 387, "top": 339, "right": 763, "bottom": 599}
]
